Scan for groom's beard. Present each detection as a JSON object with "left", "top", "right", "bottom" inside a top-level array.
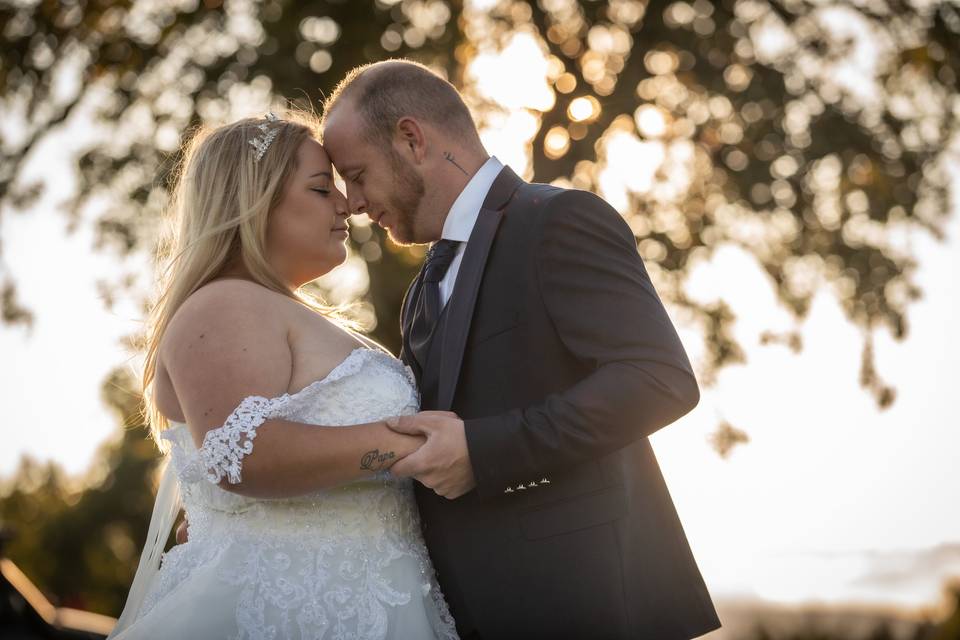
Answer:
[{"left": 388, "top": 149, "right": 425, "bottom": 244}]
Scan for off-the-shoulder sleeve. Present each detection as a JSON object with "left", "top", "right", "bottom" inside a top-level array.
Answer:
[{"left": 163, "top": 395, "right": 290, "bottom": 486}]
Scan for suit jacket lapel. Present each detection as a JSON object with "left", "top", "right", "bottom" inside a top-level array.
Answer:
[{"left": 435, "top": 165, "right": 523, "bottom": 410}]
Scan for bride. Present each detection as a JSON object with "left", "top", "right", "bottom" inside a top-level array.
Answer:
[{"left": 109, "top": 111, "right": 458, "bottom": 639}]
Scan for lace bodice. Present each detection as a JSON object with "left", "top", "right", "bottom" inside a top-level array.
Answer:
[
  {"left": 162, "top": 347, "right": 420, "bottom": 513},
  {"left": 127, "top": 347, "right": 458, "bottom": 640}
]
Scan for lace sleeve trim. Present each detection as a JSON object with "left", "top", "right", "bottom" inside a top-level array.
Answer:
[{"left": 163, "top": 395, "right": 289, "bottom": 486}]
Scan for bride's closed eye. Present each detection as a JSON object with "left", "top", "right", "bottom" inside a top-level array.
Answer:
[{"left": 311, "top": 188, "right": 331, "bottom": 196}]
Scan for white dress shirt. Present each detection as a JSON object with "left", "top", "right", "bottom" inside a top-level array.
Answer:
[{"left": 437, "top": 155, "right": 504, "bottom": 308}]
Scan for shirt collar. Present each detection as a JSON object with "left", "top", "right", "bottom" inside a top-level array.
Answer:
[{"left": 440, "top": 156, "right": 504, "bottom": 243}]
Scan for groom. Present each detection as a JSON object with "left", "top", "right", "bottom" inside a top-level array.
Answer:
[{"left": 321, "top": 60, "right": 721, "bottom": 639}]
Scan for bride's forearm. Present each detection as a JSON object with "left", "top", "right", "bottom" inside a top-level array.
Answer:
[{"left": 220, "top": 419, "right": 425, "bottom": 499}]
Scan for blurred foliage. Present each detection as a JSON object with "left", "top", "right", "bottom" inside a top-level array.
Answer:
[
  {"left": 745, "top": 585, "right": 960, "bottom": 639},
  {"left": 708, "top": 419, "right": 750, "bottom": 458},
  {"left": 0, "top": 369, "right": 162, "bottom": 616},
  {"left": 1, "top": 0, "right": 958, "bottom": 400},
  {"left": 937, "top": 586, "right": 960, "bottom": 640}
]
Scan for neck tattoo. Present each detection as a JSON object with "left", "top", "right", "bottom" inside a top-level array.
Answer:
[{"left": 443, "top": 151, "right": 469, "bottom": 176}]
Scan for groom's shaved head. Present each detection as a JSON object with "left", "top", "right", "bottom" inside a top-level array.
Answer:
[{"left": 321, "top": 60, "right": 482, "bottom": 148}]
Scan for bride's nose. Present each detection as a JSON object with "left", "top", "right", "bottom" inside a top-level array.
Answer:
[
  {"left": 347, "top": 189, "right": 367, "bottom": 216},
  {"left": 335, "top": 190, "right": 351, "bottom": 218}
]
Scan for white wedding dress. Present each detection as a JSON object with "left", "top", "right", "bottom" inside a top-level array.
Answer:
[{"left": 110, "top": 347, "right": 458, "bottom": 640}]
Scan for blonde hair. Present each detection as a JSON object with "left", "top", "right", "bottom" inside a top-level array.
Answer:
[{"left": 142, "top": 109, "right": 329, "bottom": 446}]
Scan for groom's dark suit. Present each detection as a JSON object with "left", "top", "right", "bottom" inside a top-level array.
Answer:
[{"left": 400, "top": 166, "right": 721, "bottom": 640}]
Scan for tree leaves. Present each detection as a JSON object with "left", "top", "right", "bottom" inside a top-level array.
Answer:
[{"left": 1, "top": 0, "right": 956, "bottom": 402}]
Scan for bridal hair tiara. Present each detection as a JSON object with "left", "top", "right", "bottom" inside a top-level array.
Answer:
[{"left": 248, "top": 112, "right": 281, "bottom": 162}]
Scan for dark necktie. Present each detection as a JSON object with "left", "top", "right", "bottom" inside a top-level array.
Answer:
[{"left": 408, "top": 239, "right": 461, "bottom": 370}]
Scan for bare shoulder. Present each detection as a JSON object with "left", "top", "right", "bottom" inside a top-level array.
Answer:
[
  {"left": 179, "top": 279, "right": 284, "bottom": 318},
  {"left": 160, "top": 280, "right": 291, "bottom": 365},
  {"left": 159, "top": 280, "right": 296, "bottom": 432}
]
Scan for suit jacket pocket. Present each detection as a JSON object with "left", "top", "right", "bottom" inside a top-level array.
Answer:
[
  {"left": 520, "top": 485, "right": 627, "bottom": 540},
  {"left": 470, "top": 309, "right": 520, "bottom": 345}
]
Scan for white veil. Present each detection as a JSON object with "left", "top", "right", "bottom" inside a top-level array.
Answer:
[{"left": 108, "top": 458, "right": 181, "bottom": 638}]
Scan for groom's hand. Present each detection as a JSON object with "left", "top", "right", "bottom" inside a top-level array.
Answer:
[{"left": 386, "top": 411, "right": 476, "bottom": 499}]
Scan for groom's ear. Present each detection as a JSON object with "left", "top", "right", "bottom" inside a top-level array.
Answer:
[{"left": 396, "top": 116, "right": 427, "bottom": 164}]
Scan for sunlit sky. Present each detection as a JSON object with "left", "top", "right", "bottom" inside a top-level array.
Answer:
[{"left": 2, "top": 2, "right": 958, "bottom": 618}]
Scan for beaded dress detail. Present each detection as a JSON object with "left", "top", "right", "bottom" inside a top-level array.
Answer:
[{"left": 112, "top": 348, "right": 458, "bottom": 640}]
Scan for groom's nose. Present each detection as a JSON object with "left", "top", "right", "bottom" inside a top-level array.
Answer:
[{"left": 347, "top": 189, "right": 367, "bottom": 216}]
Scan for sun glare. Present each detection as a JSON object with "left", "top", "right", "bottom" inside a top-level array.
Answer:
[
  {"left": 567, "top": 95, "right": 601, "bottom": 122},
  {"left": 468, "top": 31, "right": 554, "bottom": 112},
  {"left": 635, "top": 104, "right": 669, "bottom": 138},
  {"left": 544, "top": 126, "right": 571, "bottom": 159}
]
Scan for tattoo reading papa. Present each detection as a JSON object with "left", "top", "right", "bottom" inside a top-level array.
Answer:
[{"left": 360, "top": 449, "right": 396, "bottom": 471}]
